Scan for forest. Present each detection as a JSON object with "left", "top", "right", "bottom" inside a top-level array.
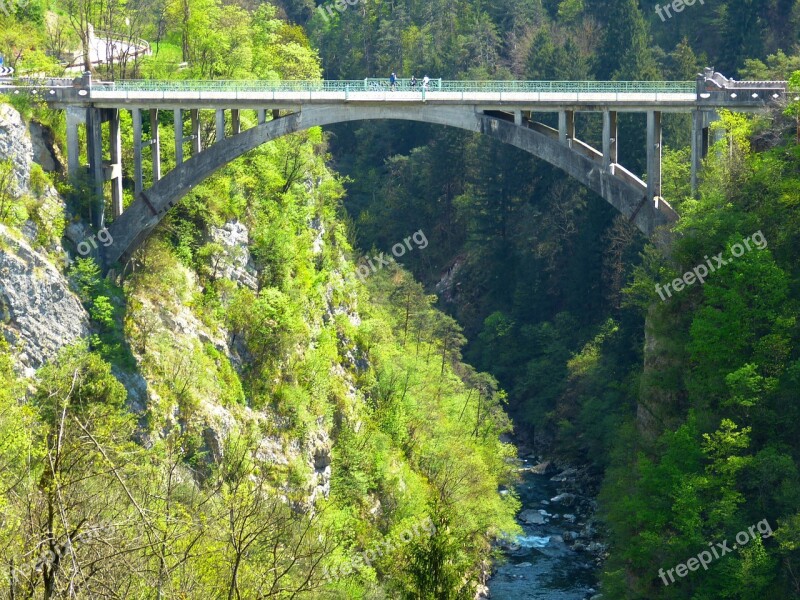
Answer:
[{"left": 0, "top": 0, "right": 800, "bottom": 598}]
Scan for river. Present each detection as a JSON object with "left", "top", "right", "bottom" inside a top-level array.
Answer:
[{"left": 487, "top": 456, "right": 602, "bottom": 599}]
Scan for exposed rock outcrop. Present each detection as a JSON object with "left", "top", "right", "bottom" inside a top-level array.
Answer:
[
  {"left": 206, "top": 221, "right": 258, "bottom": 290},
  {"left": 0, "top": 104, "right": 34, "bottom": 197},
  {"left": 28, "top": 121, "right": 64, "bottom": 174},
  {"left": 0, "top": 225, "right": 89, "bottom": 376}
]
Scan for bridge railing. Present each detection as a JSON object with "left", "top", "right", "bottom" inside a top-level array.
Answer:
[
  {"left": 437, "top": 80, "right": 696, "bottom": 93},
  {"left": 95, "top": 78, "right": 696, "bottom": 94}
]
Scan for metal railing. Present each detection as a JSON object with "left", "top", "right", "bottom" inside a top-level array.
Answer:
[{"left": 95, "top": 78, "right": 696, "bottom": 94}]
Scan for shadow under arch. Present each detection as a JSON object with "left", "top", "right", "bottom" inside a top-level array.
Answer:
[{"left": 104, "top": 105, "right": 678, "bottom": 266}]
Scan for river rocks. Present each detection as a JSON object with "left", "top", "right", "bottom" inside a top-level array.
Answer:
[
  {"left": 0, "top": 225, "right": 89, "bottom": 375},
  {"left": 551, "top": 467, "right": 578, "bottom": 481},
  {"left": 520, "top": 509, "right": 547, "bottom": 524},
  {"left": 550, "top": 492, "right": 576, "bottom": 506},
  {"left": 530, "top": 460, "right": 557, "bottom": 475}
]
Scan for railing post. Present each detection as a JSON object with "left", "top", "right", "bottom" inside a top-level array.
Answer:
[{"left": 345, "top": 84, "right": 349, "bottom": 101}]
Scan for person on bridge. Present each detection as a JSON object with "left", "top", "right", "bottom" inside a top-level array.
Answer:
[
  {"left": 422, "top": 75, "right": 430, "bottom": 90},
  {"left": 389, "top": 72, "right": 397, "bottom": 91},
  {"left": 410, "top": 75, "right": 417, "bottom": 88}
]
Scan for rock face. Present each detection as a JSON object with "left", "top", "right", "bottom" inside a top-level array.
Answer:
[
  {"left": 0, "top": 103, "right": 68, "bottom": 255},
  {"left": 207, "top": 221, "right": 258, "bottom": 290},
  {"left": 0, "top": 225, "right": 90, "bottom": 375},
  {"left": 0, "top": 104, "right": 34, "bottom": 197},
  {"left": 637, "top": 305, "right": 684, "bottom": 438},
  {"left": 28, "top": 121, "right": 64, "bottom": 174}
]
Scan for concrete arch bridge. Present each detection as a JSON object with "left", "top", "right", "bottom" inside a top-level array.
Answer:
[{"left": 1, "top": 69, "right": 788, "bottom": 267}]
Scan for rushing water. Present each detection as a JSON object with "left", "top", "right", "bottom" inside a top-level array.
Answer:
[{"left": 487, "top": 460, "right": 599, "bottom": 599}]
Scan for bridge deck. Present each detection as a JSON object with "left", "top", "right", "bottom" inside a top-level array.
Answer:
[
  {"left": 84, "top": 89, "right": 700, "bottom": 111},
  {"left": 2, "top": 77, "right": 786, "bottom": 112}
]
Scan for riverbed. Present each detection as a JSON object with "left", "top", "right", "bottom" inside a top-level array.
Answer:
[{"left": 486, "top": 458, "right": 601, "bottom": 599}]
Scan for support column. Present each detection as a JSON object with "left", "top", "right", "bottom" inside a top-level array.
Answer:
[
  {"left": 514, "top": 110, "right": 522, "bottom": 125},
  {"left": 231, "top": 109, "right": 240, "bottom": 134},
  {"left": 174, "top": 108, "right": 183, "bottom": 166},
  {"left": 691, "top": 110, "right": 706, "bottom": 194},
  {"left": 708, "top": 112, "right": 724, "bottom": 146},
  {"left": 190, "top": 109, "right": 201, "bottom": 155},
  {"left": 65, "top": 107, "right": 84, "bottom": 177},
  {"left": 109, "top": 109, "right": 123, "bottom": 218},
  {"left": 558, "top": 110, "right": 575, "bottom": 144},
  {"left": 216, "top": 109, "right": 225, "bottom": 141},
  {"left": 86, "top": 107, "right": 105, "bottom": 229},
  {"left": 647, "top": 110, "right": 662, "bottom": 206},
  {"left": 602, "top": 110, "right": 618, "bottom": 169},
  {"left": 150, "top": 109, "right": 161, "bottom": 183},
  {"left": 257, "top": 109, "right": 266, "bottom": 124},
  {"left": 132, "top": 108, "right": 143, "bottom": 197}
]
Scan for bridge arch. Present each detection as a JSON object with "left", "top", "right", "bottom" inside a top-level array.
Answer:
[{"left": 104, "top": 105, "right": 678, "bottom": 266}]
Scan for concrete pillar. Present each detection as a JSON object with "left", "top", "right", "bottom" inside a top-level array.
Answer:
[
  {"left": 257, "top": 109, "right": 266, "bottom": 124},
  {"left": 216, "top": 109, "right": 225, "bottom": 141},
  {"left": 132, "top": 108, "right": 143, "bottom": 197},
  {"left": 150, "top": 109, "right": 161, "bottom": 182},
  {"left": 558, "top": 110, "right": 575, "bottom": 144},
  {"left": 86, "top": 107, "right": 105, "bottom": 229},
  {"left": 174, "top": 108, "right": 183, "bottom": 166},
  {"left": 231, "top": 109, "right": 240, "bottom": 134},
  {"left": 691, "top": 110, "right": 706, "bottom": 194},
  {"left": 514, "top": 110, "right": 522, "bottom": 125},
  {"left": 647, "top": 110, "right": 662, "bottom": 206},
  {"left": 65, "top": 107, "right": 84, "bottom": 177},
  {"left": 190, "top": 109, "right": 201, "bottom": 154},
  {"left": 709, "top": 112, "right": 724, "bottom": 146},
  {"left": 109, "top": 109, "right": 123, "bottom": 218},
  {"left": 602, "top": 110, "right": 618, "bottom": 168}
]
